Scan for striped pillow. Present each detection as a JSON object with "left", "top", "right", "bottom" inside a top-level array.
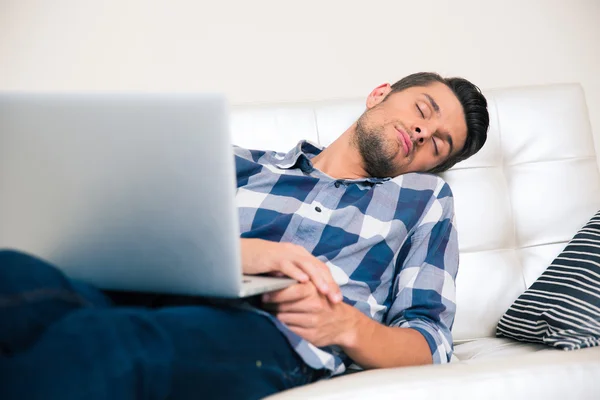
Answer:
[{"left": 496, "top": 210, "right": 600, "bottom": 350}]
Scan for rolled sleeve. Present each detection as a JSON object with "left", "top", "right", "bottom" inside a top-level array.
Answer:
[{"left": 385, "top": 180, "right": 459, "bottom": 364}]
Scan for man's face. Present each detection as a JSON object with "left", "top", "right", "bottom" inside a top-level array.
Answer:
[{"left": 355, "top": 81, "right": 468, "bottom": 177}]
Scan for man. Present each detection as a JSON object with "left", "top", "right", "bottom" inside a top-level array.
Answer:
[{"left": 0, "top": 72, "right": 489, "bottom": 399}]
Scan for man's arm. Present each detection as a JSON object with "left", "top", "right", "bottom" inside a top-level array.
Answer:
[
  {"left": 346, "top": 186, "right": 458, "bottom": 368},
  {"left": 264, "top": 284, "right": 432, "bottom": 367},
  {"left": 264, "top": 180, "right": 458, "bottom": 368},
  {"left": 339, "top": 306, "right": 433, "bottom": 367}
]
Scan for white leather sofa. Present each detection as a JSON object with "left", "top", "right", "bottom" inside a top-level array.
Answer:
[{"left": 230, "top": 83, "right": 600, "bottom": 399}]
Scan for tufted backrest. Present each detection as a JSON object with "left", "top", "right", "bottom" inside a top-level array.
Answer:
[{"left": 231, "top": 84, "right": 600, "bottom": 342}]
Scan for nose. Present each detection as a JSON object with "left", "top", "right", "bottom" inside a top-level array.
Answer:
[{"left": 413, "top": 124, "right": 433, "bottom": 145}]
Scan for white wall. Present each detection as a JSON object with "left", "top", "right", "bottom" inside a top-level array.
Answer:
[{"left": 1, "top": 0, "right": 599, "bottom": 164}]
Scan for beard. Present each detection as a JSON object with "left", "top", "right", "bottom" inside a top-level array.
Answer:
[{"left": 354, "top": 114, "right": 400, "bottom": 178}]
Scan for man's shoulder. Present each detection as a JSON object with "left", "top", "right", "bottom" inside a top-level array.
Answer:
[
  {"left": 233, "top": 145, "right": 284, "bottom": 165},
  {"left": 384, "top": 173, "right": 455, "bottom": 230},
  {"left": 388, "top": 172, "right": 452, "bottom": 199}
]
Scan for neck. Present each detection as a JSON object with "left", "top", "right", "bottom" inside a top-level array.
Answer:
[{"left": 311, "top": 124, "right": 369, "bottom": 179}]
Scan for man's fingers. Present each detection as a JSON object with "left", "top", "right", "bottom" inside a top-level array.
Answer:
[
  {"left": 276, "top": 259, "right": 309, "bottom": 283},
  {"left": 276, "top": 312, "right": 317, "bottom": 328},
  {"left": 297, "top": 257, "right": 343, "bottom": 304},
  {"left": 327, "top": 289, "right": 343, "bottom": 304},
  {"left": 318, "top": 263, "right": 343, "bottom": 304},
  {"left": 279, "top": 243, "right": 343, "bottom": 304},
  {"left": 295, "top": 259, "right": 329, "bottom": 293},
  {"left": 264, "top": 297, "right": 321, "bottom": 313},
  {"left": 263, "top": 282, "right": 314, "bottom": 304},
  {"left": 295, "top": 257, "right": 337, "bottom": 295}
]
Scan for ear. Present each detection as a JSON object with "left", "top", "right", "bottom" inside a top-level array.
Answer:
[{"left": 366, "top": 83, "right": 392, "bottom": 109}]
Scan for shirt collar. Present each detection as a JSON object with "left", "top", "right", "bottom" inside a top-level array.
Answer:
[
  {"left": 273, "top": 140, "right": 323, "bottom": 171},
  {"left": 274, "top": 140, "right": 390, "bottom": 185}
]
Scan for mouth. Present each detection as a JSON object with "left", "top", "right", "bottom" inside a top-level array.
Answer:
[{"left": 395, "top": 127, "right": 413, "bottom": 157}]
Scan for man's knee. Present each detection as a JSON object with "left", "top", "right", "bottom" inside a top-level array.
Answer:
[
  {"left": 0, "top": 250, "right": 67, "bottom": 293},
  {"left": 0, "top": 249, "right": 46, "bottom": 267}
]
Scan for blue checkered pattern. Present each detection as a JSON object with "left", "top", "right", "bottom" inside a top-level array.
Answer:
[{"left": 235, "top": 141, "right": 458, "bottom": 375}]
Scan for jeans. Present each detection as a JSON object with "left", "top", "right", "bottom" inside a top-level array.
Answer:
[{"left": 0, "top": 250, "right": 324, "bottom": 399}]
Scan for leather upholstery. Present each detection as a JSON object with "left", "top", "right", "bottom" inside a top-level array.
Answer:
[
  {"left": 267, "top": 345, "right": 600, "bottom": 399},
  {"left": 231, "top": 84, "right": 600, "bottom": 399}
]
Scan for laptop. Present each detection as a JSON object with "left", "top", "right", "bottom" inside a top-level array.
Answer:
[{"left": 0, "top": 92, "right": 295, "bottom": 298}]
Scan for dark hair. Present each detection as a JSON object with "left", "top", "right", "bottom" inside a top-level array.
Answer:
[{"left": 388, "top": 72, "right": 489, "bottom": 173}]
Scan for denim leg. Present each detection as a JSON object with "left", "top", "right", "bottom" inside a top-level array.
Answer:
[
  {"left": 0, "top": 250, "right": 322, "bottom": 399},
  {"left": 0, "top": 250, "right": 111, "bottom": 355},
  {"left": 154, "top": 305, "right": 321, "bottom": 400},
  {"left": 1, "top": 304, "right": 319, "bottom": 400},
  {"left": 0, "top": 307, "right": 174, "bottom": 400},
  {"left": 0, "top": 250, "right": 171, "bottom": 399}
]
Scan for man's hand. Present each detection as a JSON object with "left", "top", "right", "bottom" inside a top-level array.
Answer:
[
  {"left": 241, "top": 238, "right": 343, "bottom": 304},
  {"left": 262, "top": 282, "right": 362, "bottom": 347},
  {"left": 264, "top": 282, "right": 433, "bottom": 368}
]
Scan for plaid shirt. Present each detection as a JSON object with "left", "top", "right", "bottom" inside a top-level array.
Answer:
[{"left": 235, "top": 141, "right": 458, "bottom": 375}]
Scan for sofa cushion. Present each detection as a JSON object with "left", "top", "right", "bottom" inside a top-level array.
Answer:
[
  {"left": 453, "top": 337, "right": 549, "bottom": 361},
  {"left": 266, "top": 346, "right": 600, "bottom": 400},
  {"left": 496, "top": 210, "right": 600, "bottom": 350}
]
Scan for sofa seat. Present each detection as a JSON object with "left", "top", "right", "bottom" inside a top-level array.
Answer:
[
  {"left": 453, "top": 337, "right": 549, "bottom": 361},
  {"left": 266, "top": 345, "right": 600, "bottom": 399}
]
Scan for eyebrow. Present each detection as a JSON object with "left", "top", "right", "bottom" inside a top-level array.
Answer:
[
  {"left": 423, "top": 93, "right": 440, "bottom": 115},
  {"left": 422, "top": 93, "right": 454, "bottom": 156}
]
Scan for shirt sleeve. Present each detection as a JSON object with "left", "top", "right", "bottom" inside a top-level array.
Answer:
[{"left": 384, "top": 178, "right": 459, "bottom": 364}]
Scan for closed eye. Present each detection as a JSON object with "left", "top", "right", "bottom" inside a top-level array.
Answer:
[
  {"left": 433, "top": 138, "right": 439, "bottom": 156},
  {"left": 416, "top": 103, "right": 425, "bottom": 118}
]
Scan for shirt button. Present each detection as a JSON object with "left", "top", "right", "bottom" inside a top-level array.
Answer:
[
  {"left": 315, "top": 206, "right": 322, "bottom": 212},
  {"left": 334, "top": 181, "right": 341, "bottom": 188}
]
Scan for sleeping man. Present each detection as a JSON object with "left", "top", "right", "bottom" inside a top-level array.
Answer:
[{"left": 0, "top": 72, "right": 489, "bottom": 400}]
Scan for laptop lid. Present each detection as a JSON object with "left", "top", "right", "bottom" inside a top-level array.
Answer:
[{"left": 0, "top": 92, "right": 244, "bottom": 297}]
